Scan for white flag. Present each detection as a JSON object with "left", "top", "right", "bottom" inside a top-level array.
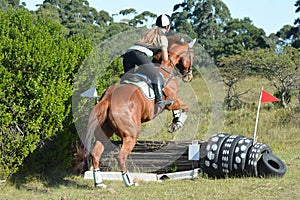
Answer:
[{"left": 81, "top": 86, "right": 98, "bottom": 98}]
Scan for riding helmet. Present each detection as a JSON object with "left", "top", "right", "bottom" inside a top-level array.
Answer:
[{"left": 156, "top": 14, "right": 171, "bottom": 27}]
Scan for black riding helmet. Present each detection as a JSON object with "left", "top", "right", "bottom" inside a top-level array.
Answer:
[{"left": 155, "top": 14, "right": 171, "bottom": 28}]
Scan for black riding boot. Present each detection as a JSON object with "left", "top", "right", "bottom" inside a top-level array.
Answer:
[{"left": 152, "top": 83, "right": 173, "bottom": 116}]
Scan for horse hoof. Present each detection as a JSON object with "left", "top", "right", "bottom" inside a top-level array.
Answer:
[
  {"left": 130, "top": 182, "right": 139, "bottom": 187},
  {"left": 125, "top": 182, "right": 139, "bottom": 187},
  {"left": 95, "top": 183, "right": 107, "bottom": 188},
  {"left": 168, "top": 123, "right": 182, "bottom": 133}
]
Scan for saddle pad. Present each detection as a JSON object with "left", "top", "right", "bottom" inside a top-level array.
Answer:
[{"left": 122, "top": 80, "right": 155, "bottom": 100}]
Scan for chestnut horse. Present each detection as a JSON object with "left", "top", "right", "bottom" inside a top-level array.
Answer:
[{"left": 85, "top": 37, "right": 195, "bottom": 187}]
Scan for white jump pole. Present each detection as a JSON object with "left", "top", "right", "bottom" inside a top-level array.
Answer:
[{"left": 253, "top": 87, "right": 263, "bottom": 144}]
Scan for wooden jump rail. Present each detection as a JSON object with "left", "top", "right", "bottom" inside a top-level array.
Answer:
[{"left": 100, "top": 140, "right": 208, "bottom": 174}]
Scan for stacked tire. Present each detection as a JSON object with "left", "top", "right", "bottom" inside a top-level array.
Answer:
[{"left": 203, "top": 133, "right": 286, "bottom": 178}]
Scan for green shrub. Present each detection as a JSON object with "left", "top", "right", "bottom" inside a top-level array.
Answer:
[{"left": 0, "top": 8, "right": 92, "bottom": 179}]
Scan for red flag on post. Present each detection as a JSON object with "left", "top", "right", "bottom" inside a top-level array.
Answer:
[
  {"left": 260, "top": 90, "right": 279, "bottom": 103},
  {"left": 254, "top": 87, "right": 280, "bottom": 144}
]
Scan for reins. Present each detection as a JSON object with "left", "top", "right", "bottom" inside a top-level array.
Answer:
[
  {"left": 156, "top": 38, "right": 194, "bottom": 87},
  {"left": 158, "top": 61, "right": 176, "bottom": 87},
  {"left": 161, "top": 45, "right": 193, "bottom": 86}
]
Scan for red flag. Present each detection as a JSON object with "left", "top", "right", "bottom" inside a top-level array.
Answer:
[{"left": 261, "top": 90, "right": 279, "bottom": 103}]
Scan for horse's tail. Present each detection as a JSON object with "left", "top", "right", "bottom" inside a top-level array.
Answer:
[{"left": 84, "top": 99, "right": 109, "bottom": 156}]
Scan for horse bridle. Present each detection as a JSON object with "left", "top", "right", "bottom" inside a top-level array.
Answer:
[
  {"left": 168, "top": 46, "right": 193, "bottom": 81},
  {"left": 184, "top": 47, "right": 194, "bottom": 75},
  {"left": 158, "top": 42, "right": 194, "bottom": 87}
]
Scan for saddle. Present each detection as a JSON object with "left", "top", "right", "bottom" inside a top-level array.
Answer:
[{"left": 120, "top": 73, "right": 158, "bottom": 100}]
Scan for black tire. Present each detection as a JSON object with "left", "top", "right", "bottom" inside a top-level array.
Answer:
[
  {"left": 246, "top": 143, "right": 272, "bottom": 177},
  {"left": 219, "top": 135, "right": 243, "bottom": 176},
  {"left": 257, "top": 152, "right": 286, "bottom": 177},
  {"left": 228, "top": 135, "right": 245, "bottom": 174},
  {"left": 204, "top": 133, "right": 230, "bottom": 178},
  {"left": 231, "top": 137, "right": 253, "bottom": 176}
]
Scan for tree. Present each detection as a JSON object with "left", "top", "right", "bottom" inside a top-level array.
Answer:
[
  {"left": 130, "top": 11, "right": 157, "bottom": 27},
  {"left": 275, "top": 1, "right": 300, "bottom": 48},
  {"left": 276, "top": 25, "right": 300, "bottom": 48},
  {"left": 171, "top": 9, "right": 197, "bottom": 38},
  {"left": 218, "top": 55, "right": 251, "bottom": 110},
  {"left": 104, "top": 22, "right": 132, "bottom": 39},
  {"left": 242, "top": 47, "right": 300, "bottom": 108},
  {"left": 172, "top": 0, "right": 232, "bottom": 60},
  {"left": 295, "top": 0, "right": 300, "bottom": 25},
  {"left": 119, "top": 8, "right": 137, "bottom": 16},
  {"left": 219, "top": 47, "right": 300, "bottom": 109},
  {"left": 0, "top": 0, "right": 25, "bottom": 9},
  {"left": 35, "top": 0, "right": 113, "bottom": 42},
  {"left": 119, "top": 9, "right": 157, "bottom": 27},
  {"left": 172, "top": 0, "right": 270, "bottom": 61},
  {"left": 222, "top": 17, "right": 273, "bottom": 57}
]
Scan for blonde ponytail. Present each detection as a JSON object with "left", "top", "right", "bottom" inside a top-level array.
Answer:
[{"left": 138, "top": 28, "right": 163, "bottom": 47}]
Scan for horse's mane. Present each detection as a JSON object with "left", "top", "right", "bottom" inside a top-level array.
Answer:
[
  {"left": 167, "top": 36, "right": 186, "bottom": 48},
  {"left": 152, "top": 36, "right": 187, "bottom": 63}
]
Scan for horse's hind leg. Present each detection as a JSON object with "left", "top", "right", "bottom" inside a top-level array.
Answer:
[
  {"left": 92, "top": 140, "right": 106, "bottom": 188},
  {"left": 92, "top": 124, "right": 113, "bottom": 188},
  {"left": 117, "top": 136, "right": 138, "bottom": 186}
]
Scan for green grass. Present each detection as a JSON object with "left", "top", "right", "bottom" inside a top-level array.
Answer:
[
  {"left": 1, "top": 76, "right": 299, "bottom": 199},
  {"left": 1, "top": 161, "right": 300, "bottom": 200}
]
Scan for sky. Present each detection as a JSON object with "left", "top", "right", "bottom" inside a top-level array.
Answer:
[{"left": 25, "top": 0, "right": 299, "bottom": 35}]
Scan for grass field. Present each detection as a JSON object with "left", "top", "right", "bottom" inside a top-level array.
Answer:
[{"left": 1, "top": 76, "right": 299, "bottom": 200}]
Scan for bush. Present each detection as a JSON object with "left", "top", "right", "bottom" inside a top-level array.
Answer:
[{"left": 0, "top": 8, "right": 92, "bottom": 179}]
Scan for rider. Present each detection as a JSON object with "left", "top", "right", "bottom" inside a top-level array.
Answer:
[{"left": 122, "top": 14, "right": 173, "bottom": 114}]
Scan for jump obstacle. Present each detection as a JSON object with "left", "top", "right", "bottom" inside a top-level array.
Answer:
[{"left": 84, "top": 133, "right": 286, "bottom": 182}]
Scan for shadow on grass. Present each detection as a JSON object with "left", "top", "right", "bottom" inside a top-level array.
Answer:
[{"left": 9, "top": 131, "right": 90, "bottom": 190}]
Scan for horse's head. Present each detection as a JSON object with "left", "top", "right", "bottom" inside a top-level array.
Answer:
[{"left": 167, "top": 37, "right": 195, "bottom": 82}]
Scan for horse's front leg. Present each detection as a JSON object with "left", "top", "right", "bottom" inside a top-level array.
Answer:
[
  {"left": 166, "top": 99, "right": 189, "bottom": 133},
  {"left": 168, "top": 110, "right": 188, "bottom": 132}
]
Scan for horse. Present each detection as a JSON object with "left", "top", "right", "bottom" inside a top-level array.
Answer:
[{"left": 85, "top": 37, "right": 196, "bottom": 187}]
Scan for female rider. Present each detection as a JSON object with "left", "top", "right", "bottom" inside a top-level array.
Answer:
[{"left": 122, "top": 14, "right": 172, "bottom": 115}]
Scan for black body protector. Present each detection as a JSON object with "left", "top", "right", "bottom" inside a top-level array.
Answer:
[{"left": 122, "top": 42, "right": 172, "bottom": 115}]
